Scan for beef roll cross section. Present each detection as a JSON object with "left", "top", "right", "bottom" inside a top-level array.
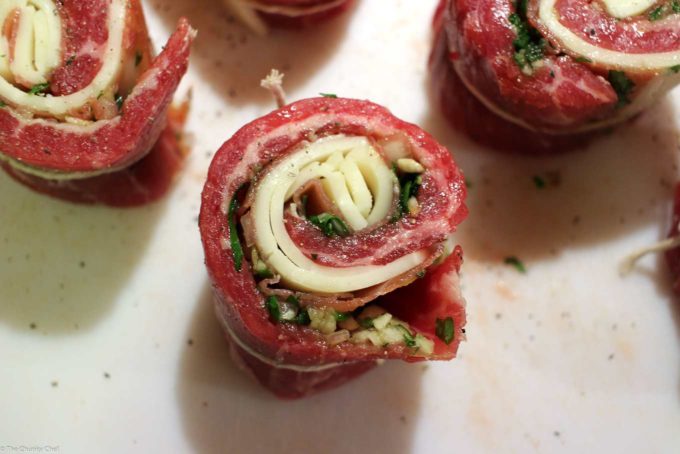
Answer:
[{"left": 200, "top": 97, "right": 468, "bottom": 398}]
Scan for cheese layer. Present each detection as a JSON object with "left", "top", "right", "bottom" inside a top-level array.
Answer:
[{"left": 251, "top": 134, "right": 428, "bottom": 294}]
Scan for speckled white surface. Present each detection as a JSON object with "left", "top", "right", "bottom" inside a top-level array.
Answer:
[{"left": 1, "top": 1, "right": 679, "bottom": 453}]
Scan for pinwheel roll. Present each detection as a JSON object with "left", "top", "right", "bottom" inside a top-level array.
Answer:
[
  {"left": 223, "top": 0, "right": 352, "bottom": 34},
  {"left": 0, "top": 1, "right": 195, "bottom": 206},
  {"left": 200, "top": 97, "right": 468, "bottom": 398},
  {"left": 433, "top": 0, "right": 680, "bottom": 152}
]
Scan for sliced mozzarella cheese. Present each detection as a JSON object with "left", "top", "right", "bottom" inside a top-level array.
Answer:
[
  {"left": 602, "top": 0, "right": 657, "bottom": 18},
  {"left": 252, "top": 134, "right": 428, "bottom": 294},
  {"left": 0, "top": 0, "right": 126, "bottom": 117}
]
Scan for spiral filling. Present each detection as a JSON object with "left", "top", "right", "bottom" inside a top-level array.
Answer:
[
  {"left": 250, "top": 134, "right": 429, "bottom": 295},
  {"left": 0, "top": 0, "right": 128, "bottom": 119},
  {"left": 537, "top": 0, "right": 680, "bottom": 69},
  {"left": 0, "top": 0, "right": 61, "bottom": 88}
]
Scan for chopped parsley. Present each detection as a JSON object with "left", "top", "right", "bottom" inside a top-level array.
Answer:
[
  {"left": 416, "top": 270, "right": 426, "bottom": 279},
  {"left": 295, "top": 308, "right": 311, "bottom": 325},
  {"left": 608, "top": 70, "right": 635, "bottom": 108},
  {"left": 265, "top": 296, "right": 281, "bottom": 321},
  {"left": 0, "top": 100, "right": 5, "bottom": 108},
  {"left": 573, "top": 56, "right": 593, "bottom": 64},
  {"left": 670, "top": 65, "right": 680, "bottom": 74},
  {"left": 228, "top": 196, "right": 244, "bottom": 271},
  {"left": 309, "top": 213, "right": 350, "bottom": 237},
  {"left": 649, "top": 5, "right": 665, "bottom": 20},
  {"left": 392, "top": 170, "right": 422, "bottom": 220},
  {"left": 533, "top": 175, "right": 546, "bottom": 189},
  {"left": 28, "top": 83, "right": 50, "bottom": 96},
  {"left": 435, "top": 317, "right": 455, "bottom": 345},
  {"left": 508, "top": 0, "right": 545, "bottom": 72},
  {"left": 66, "top": 55, "right": 76, "bottom": 66},
  {"left": 264, "top": 295, "right": 311, "bottom": 325},
  {"left": 334, "top": 311, "right": 350, "bottom": 322},
  {"left": 359, "top": 317, "right": 374, "bottom": 329},
  {"left": 286, "top": 295, "right": 300, "bottom": 307},
  {"left": 319, "top": 93, "right": 338, "bottom": 98},
  {"left": 647, "top": 2, "right": 679, "bottom": 21},
  {"left": 504, "top": 256, "right": 527, "bottom": 273},
  {"left": 397, "top": 325, "right": 417, "bottom": 348},
  {"left": 265, "top": 295, "right": 310, "bottom": 325},
  {"left": 135, "top": 51, "right": 143, "bottom": 67}
]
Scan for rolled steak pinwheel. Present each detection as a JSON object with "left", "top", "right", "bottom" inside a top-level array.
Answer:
[
  {"left": 223, "top": 0, "right": 352, "bottom": 34},
  {"left": 432, "top": 0, "right": 680, "bottom": 152},
  {"left": 200, "top": 97, "right": 468, "bottom": 398},
  {"left": 0, "top": 0, "right": 195, "bottom": 206}
]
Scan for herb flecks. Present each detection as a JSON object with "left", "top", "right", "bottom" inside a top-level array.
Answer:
[
  {"left": 504, "top": 256, "right": 527, "bottom": 273},
  {"left": 334, "top": 311, "right": 349, "bottom": 322},
  {"left": 265, "top": 296, "right": 281, "bottom": 321},
  {"left": 508, "top": 1, "right": 545, "bottom": 73},
  {"left": 533, "top": 175, "right": 546, "bottom": 189},
  {"left": 319, "top": 93, "right": 338, "bottom": 98},
  {"left": 228, "top": 196, "right": 244, "bottom": 271},
  {"left": 295, "top": 309, "right": 311, "bottom": 325},
  {"left": 397, "top": 325, "right": 417, "bottom": 348},
  {"left": 648, "top": 2, "right": 680, "bottom": 20},
  {"left": 649, "top": 5, "right": 665, "bottom": 20},
  {"left": 264, "top": 294, "right": 312, "bottom": 325},
  {"left": 392, "top": 164, "right": 423, "bottom": 221},
  {"left": 359, "top": 317, "right": 374, "bottom": 329},
  {"left": 608, "top": 70, "right": 635, "bottom": 108},
  {"left": 435, "top": 317, "right": 455, "bottom": 345},
  {"left": 309, "top": 213, "right": 350, "bottom": 237},
  {"left": 28, "top": 83, "right": 50, "bottom": 96},
  {"left": 670, "top": 65, "right": 680, "bottom": 74}
]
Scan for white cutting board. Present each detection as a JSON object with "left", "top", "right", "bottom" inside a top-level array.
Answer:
[{"left": 1, "top": 1, "right": 678, "bottom": 452}]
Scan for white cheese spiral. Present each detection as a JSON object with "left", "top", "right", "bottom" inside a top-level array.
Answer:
[
  {"left": 0, "top": 0, "right": 126, "bottom": 118},
  {"left": 602, "top": 0, "right": 658, "bottom": 18},
  {"left": 538, "top": 0, "right": 680, "bottom": 70},
  {"left": 250, "top": 134, "right": 429, "bottom": 294}
]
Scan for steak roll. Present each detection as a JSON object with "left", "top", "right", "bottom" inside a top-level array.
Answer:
[
  {"left": 432, "top": 0, "right": 680, "bottom": 152},
  {"left": 200, "top": 96, "right": 468, "bottom": 398},
  {"left": 0, "top": 0, "right": 195, "bottom": 206}
]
